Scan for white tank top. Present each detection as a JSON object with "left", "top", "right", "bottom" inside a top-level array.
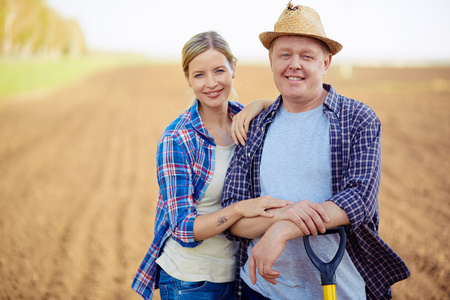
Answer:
[{"left": 156, "top": 144, "right": 239, "bottom": 283}]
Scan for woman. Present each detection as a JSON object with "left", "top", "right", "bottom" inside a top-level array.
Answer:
[{"left": 132, "top": 31, "right": 286, "bottom": 300}]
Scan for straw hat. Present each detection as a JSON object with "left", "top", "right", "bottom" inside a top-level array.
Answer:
[{"left": 259, "top": 2, "right": 343, "bottom": 55}]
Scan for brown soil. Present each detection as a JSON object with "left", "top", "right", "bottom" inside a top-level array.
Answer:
[{"left": 0, "top": 63, "right": 449, "bottom": 299}]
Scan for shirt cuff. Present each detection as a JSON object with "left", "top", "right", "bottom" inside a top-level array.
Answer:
[
  {"left": 173, "top": 213, "right": 202, "bottom": 248},
  {"left": 329, "top": 188, "right": 366, "bottom": 231}
]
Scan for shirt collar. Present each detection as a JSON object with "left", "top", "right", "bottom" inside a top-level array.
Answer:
[
  {"left": 189, "top": 100, "right": 243, "bottom": 142},
  {"left": 189, "top": 100, "right": 207, "bottom": 137},
  {"left": 264, "top": 84, "right": 341, "bottom": 120},
  {"left": 322, "top": 84, "right": 341, "bottom": 118},
  {"left": 259, "top": 96, "right": 282, "bottom": 124}
]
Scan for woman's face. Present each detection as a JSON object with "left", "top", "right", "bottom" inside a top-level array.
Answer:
[{"left": 186, "top": 49, "right": 236, "bottom": 111}]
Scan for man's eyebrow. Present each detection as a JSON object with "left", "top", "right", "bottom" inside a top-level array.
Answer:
[{"left": 275, "top": 46, "right": 292, "bottom": 52}]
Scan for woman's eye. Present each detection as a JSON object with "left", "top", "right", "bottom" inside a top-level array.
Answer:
[
  {"left": 216, "top": 69, "right": 225, "bottom": 73},
  {"left": 194, "top": 73, "right": 203, "bottom": 78}
]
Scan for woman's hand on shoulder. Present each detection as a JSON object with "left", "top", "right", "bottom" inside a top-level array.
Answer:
[{"left": 231, "top": 99, "right": 273, "bottom": 146}]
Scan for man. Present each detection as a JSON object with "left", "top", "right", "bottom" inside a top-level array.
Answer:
[{"left": 222, "top": 3, "right": 410, "bottom": 300}]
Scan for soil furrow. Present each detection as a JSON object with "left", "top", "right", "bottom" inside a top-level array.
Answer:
[{"left": 0, "top": 65, "right": 448, "bottom": 299}]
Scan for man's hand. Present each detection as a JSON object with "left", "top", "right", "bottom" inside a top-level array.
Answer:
[
  {"left": 270, "top": 200, "right": 330, "bottom": 236},
  {"left": 249, "top": 220, "right": 301, "bottom": 285},
  {"left": 249, "top": 201, "right": 350, "bottom": 285}
]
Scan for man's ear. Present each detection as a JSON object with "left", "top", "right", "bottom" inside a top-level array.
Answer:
[
  {"left": 269, "top": 51, "right": 274, "bottom": 72},
  {"left": 323, "top": 54, "right": 332, "bottom": 75}
]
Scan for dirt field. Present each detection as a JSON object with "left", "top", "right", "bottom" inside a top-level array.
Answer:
[{"left": 0, "top": 63, "right": 449, "bottom": 300}]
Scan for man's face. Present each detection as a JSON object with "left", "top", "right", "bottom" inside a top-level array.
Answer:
[{"left": 269, "top": 36, "right": 331, "bottom": 112}]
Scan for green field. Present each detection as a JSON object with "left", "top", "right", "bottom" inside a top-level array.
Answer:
[{"left": 0, "top": 54, "right": 148, "bottom": 97}]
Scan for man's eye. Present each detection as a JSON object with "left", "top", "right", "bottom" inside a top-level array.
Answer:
[{"left": 194, "top": 74, "right": 203, "bottom": 78}]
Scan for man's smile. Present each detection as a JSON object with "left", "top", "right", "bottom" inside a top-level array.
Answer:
[{"left": 286, "top": 76, "right": 304, "bottom": 81}]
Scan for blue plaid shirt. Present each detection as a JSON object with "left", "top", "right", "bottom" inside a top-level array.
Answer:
[
  {"left": 222, "top": 85, "right": 410, "bottom": 300},
  {"left": 132, "top": 100, "right": 244, "bottom": 300}
]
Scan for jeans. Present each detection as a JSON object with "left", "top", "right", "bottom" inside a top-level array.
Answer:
[
  {"left": 158, "top": 268, "right": 235, "bottom": 300},
  {"left": 242, "top": 280, "right": 271, "bottom": 300}
]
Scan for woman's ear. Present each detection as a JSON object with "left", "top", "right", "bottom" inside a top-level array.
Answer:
[
  {"left": 185, "top": 73, "right": 191, "bottom": 87},
  {"left": 232, "top": 62, "right": 237, "bottom": 79}
]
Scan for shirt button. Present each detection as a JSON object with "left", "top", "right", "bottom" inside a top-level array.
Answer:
[
  {"left": 178, "top": 291, "right": 182, "bottom": 295},
  {"left": 247, "top": 153, "right": 250, "bottom": 157},
  {"left": 238, "top": 285, "right": 242, "bottom": 289},
  {"left": 238, "top": 292, "right": 242, "bottom": 296}
]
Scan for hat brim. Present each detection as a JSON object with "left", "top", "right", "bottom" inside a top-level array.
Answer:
[{"left": 259, "top": 31, "right": 343, "bottom": 55}]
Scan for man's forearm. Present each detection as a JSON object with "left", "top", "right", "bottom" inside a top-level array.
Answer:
[
  {"left": 229, "top": 215, "right": 276, "bottom": 239},
  {"left": 230, "top": 200, "right": 349, "bottom": 239},
  {"left": 321, "top": 200, "right": 350, "bottom": 228},
  {"left": 270, "top": 201, "right": 350, "bottom": 241}
]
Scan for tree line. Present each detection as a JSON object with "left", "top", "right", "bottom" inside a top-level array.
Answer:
[{"left": 0, "top": 0, "right": 86, "bottom": 58}]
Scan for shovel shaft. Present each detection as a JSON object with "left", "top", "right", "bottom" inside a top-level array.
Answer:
[{"left": 323, "top": 284, "right": 337, "bottom": 300}]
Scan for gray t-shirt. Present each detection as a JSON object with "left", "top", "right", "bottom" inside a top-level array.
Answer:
[{"left": 241, "top": 104, "right": 366, "bottom": 299}]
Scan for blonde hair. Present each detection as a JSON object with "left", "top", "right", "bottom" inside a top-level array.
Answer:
[
  {"left": 182, "top": 31, "right": 238, "bottom": 102},
  {"left": 182, "top": 31, "right": 237, "bottom": 77}
]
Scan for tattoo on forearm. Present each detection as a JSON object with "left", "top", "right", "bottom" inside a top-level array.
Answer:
[{"left": 217, "top": 216, "right": 228, "bottom": 226}]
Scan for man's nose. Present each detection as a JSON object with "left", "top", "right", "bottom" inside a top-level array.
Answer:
[{"left": 289, "top": 56, "right": 303, "bottom": 70}]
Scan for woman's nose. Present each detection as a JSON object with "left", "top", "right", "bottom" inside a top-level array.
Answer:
[{"left": 206, "top": 74, "right": 218, "bottom": 88}]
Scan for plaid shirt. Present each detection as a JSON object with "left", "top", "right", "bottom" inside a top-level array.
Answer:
[
  {"left": 222, "top": 84, "right": 410, "bottom": 300},
  {"left": 132, "top": 100, "right": 244, "bottom": 300}
]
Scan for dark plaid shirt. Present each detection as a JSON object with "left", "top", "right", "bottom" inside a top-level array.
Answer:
[{"left": 222, "top": 84, "right": 410, "bottom": 299}]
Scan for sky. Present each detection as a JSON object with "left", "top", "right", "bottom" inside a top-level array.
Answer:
[{"left": 47, "top": 0, "right": 450, "bottom": 65}]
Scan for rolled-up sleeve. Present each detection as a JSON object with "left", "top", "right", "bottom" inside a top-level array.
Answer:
[
  {"left": 330, "top": 118, "right": 382, "bottom": 230},
  {"left": 157, "top": 135, "right": 200, "bottom": 247}
]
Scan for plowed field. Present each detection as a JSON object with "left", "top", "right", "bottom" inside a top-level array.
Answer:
[{"left": 0, "top": 64, "right": 449, "bottom": 299}]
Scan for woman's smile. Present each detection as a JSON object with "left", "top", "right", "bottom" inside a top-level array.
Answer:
[{"left": 204, "top": 88, "right": 224, "bottom": 98}]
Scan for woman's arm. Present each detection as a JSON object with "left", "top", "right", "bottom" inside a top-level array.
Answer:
[
  {"left": 159, "top": 135, "right": 290, "bottom": 244},
  {"left": 193, "top": 195, "right": 290, "bottom": 241},
  {"left": 231, "top": 99, "right": 274, "bottom": 145},
  {"left": 157, "top": 135, "right": 199, "bottom": 247}
]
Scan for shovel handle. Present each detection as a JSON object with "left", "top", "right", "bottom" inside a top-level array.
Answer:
[{"left": 303, "top": 226, "right": 346, "bottom": 286}]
